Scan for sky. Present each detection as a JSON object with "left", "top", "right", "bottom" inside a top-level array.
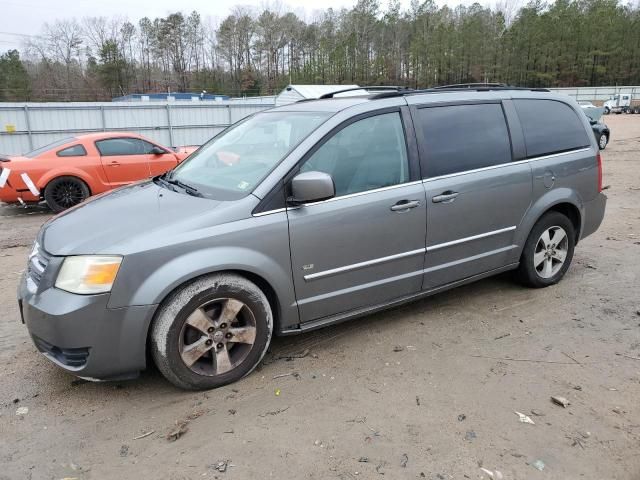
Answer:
[{"left": 0, "top": 0, "right": 494, "bottom": 51}]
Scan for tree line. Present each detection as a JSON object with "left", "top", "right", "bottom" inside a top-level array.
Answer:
[{"left": 1, "top": 0, "right": 639, "bottom": 102}]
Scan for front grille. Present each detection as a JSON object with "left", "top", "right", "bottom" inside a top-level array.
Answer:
[
  {"left": 27, "top": 243, "right": 50, "bottom": 286},
  {"left": 32, "top": 335, "right": 90, "bottom": 368}
]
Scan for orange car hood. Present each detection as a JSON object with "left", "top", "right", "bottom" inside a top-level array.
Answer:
[{"left": 174, "top": 146, "right": 198, "bottom": 161}]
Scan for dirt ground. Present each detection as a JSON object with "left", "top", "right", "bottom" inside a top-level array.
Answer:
[{"left": 1, "top": 115, "right": 639, "bottom": 480}]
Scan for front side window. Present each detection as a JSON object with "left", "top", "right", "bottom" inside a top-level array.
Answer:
[
  {"left": 418, "top": 103, "right": 512, "bottom": 178},
  {"left": 300, "top": 112, "right": 409, "bottom": 197},
  {"left": 514, "top": 99, "right": 590, "bottom": 158},
  {"left": 139, "top": 140, "right": 166, "bottom": 154},
  {"left": 170, "top": 111, "right": 330, "bottom": 199},
  {"left": 96, "top": 138, "right": 150, "bottom": 156},
  {"left": 57, "top": 144, "right": 87, "bottom": 157}
]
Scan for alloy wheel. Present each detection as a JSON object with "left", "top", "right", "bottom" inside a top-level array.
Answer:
[
  {"left": 599, "top": 134, "right": 607, "bottom": 149},
  {"left": 179, "top": 298, "right": 257, "bottom": 376},
  {"left": 534, "top": 226, "right": 569, "bottom": 279},
  {"left": 51, "top": 180, "right": 84, "bottom": 208}
]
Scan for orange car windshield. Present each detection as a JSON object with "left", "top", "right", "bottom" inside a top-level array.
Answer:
[{"left": 169, "top": 111, "right": 330, "bottom": 199}]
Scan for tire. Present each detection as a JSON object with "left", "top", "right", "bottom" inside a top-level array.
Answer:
[
  {"left": 516, "top": 211, "right": 575, "bottom": 288},
  {"left": 150, "top": 273, "right": 273, "bottom": 390},
  {"left": 43, "top": 176, "right": 90, "bottom": 213},
  {"left": 604, "top": 107, "right": 610, "bottom": 115},
  {"left": 598, "top": 133, "right": 608, "bottom": 150}
]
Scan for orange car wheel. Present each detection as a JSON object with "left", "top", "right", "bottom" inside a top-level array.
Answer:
[{"left": 44, "top": 176, "right": 91, "bottom": 213}]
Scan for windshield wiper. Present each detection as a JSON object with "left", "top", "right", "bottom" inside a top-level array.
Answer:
[
  {"left": 154, "top": 173, "right": 178, "bottom": 192},
  {"left": 166, "top": 177, "right": 203, "bottom": 197}
]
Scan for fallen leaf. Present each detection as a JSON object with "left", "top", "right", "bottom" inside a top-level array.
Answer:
[{"left": 166, "top": 421, "right": 189, "bottom": 442}]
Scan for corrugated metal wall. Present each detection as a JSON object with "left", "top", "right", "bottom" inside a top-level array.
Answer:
[
  {"left": 0, "top": 101, "right": 275, "bottom": 155},
  {"left": 548, "top": 85, "right": 640, "bottom": 101}
]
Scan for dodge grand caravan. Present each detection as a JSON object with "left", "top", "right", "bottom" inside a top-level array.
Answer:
[{"left": 18, "top": 86, "right": 607, "bottom": 390}]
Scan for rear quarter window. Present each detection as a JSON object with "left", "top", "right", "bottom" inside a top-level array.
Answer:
[
  {"left": 56, "top": 144, "right": 87, "bottom": 157},
  {"left": 514, "top": 99, "right": 590, "bottom": 158}
]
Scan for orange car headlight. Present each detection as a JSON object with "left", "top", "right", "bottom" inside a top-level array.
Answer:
[{"left": 55, "top": 256, "right": 122, "bottom": 294}]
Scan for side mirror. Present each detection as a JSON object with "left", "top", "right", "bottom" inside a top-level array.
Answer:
[
  {"left": 289, "top": 171, "right": 335, "bottom": 205},
  {"left": 151, "top": 146, "right": 166, "bottom": 155}
]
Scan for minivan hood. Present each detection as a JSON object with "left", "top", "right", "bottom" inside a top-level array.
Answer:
[{"left": 41, "top": 181, "right": 240, "bottom": 256}]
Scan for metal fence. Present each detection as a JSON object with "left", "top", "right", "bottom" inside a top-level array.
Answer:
[
  {"left": 0, "top": 101, "right": 275, "bottom": 156},
  {"left": 2, "top": 85, "right": 638, "bottom": 155},
  {"left": 547, "top": 85, "right": 640, "bottom": 102}
]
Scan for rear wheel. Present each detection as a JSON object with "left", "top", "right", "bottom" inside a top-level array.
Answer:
[
  {"left": 598, "top": 133, "right": 608, "bottom": 150},
  {"left": 44, "top": 176, "right": 90, "bottom": 212},
  {"left": 516, "top": 212, "right": 575, "bottom": 288},
  {"left": 150, "top": 274, "right": 273, "bottom": 390}
]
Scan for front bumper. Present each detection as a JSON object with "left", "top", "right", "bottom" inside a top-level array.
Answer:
[
  {"left": 18, "top": 272, "right": 157, "bottom": 380},
  {"left": 580, "top": 192, "right": 607, "bottom": 240}
]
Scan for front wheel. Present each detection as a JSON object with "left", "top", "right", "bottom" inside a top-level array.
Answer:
[
  {"left": 516, "top": 212, "right": 575, "bottom": 288},
  {"left": 150, "top": 274, "right": 273, "bottom": 390},
  {"left": 44, "top": 176, "right": 90, "bottom": 212}
]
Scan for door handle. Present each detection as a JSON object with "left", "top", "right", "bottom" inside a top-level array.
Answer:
[
  {"left": 432, "top": 191, "right": 459, "bottom": 203},
  {"left": 390, "top": 199, "right": 421, "bottom": 211},
  {"left": 108, "top": 161, "right": 121, "bottom": 167}
]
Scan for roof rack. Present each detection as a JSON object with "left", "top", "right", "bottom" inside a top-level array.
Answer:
[
  {"left": 430, "top": 83, "right": 549, "bottom": 92},
  {"left": 369, "top": 84, "right": 549, "bottom": 99},
  {"left": 431, "top": 83, "right": 508, "bottom": 89},
  {"left": 318, "top": 86, "right": 411, "bottom": 99}
]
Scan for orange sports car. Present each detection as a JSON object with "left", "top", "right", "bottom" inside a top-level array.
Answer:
[{"left": 0, "top": 132, "right": 197, "bottom": 212}]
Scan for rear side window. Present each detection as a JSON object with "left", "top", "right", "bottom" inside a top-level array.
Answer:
[
  {"left": 96, "top": 138, "right": 153, "bottom": 156},
  {"left": 514, "top": 99, "right": 590, "bottom": 158},
  {"left": 418, "top": 103, "right": 512, "bottom": 178},
  {"left": 56, "top": 144, "right": 87, "bottom": 157}
]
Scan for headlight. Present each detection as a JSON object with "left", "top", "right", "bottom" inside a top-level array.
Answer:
[{"left": 55, "top": 256, "right": 123, "bottom": 294}]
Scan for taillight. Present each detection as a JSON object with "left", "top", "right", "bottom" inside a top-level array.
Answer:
[{"left": 596, "top": 152, "right": 603, "bottom": 192}]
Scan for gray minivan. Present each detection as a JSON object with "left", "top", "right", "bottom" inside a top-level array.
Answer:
[{"left": 18, "top": 87, "right": 607, "bottom": 389}]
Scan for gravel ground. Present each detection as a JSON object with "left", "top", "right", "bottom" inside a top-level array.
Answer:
[{"left": 0, "top": 115, "right": 639, "bottom": 480}]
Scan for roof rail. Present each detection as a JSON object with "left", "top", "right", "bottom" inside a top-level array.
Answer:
[
  {"left": 429, "top": 83, "right": 549, "bottom": 92},
  {"left": 431, "top": 83, "right": 507, "bottom": 89},
  {"left": 318, "top": 86, "right": 411, "bottom": 99},
  {"left": 370, "top": 84, "right": 550, "bottom": 99}
]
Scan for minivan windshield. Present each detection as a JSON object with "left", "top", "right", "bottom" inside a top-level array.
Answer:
[{"left": 167, "top": 111, "right": 331, "bottom": 199}]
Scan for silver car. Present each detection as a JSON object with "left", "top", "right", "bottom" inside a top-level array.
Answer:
[{"left": 18, "top": 87, "right": 607, "bottom": 389}]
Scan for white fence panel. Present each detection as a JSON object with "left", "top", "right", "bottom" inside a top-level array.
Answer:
[
  {"left": 548, "top": 86, "right": 640, "bottom": 102},
  {"left": 29, "top": 107, "right": 103, "bottom": 132},
  {"left": 0, "top": 101, "right": 274, "bottom": 155},
  {"left": 104, "top": 105, "right": 166, "bottom": 129},
  {"left": 170, "top": 104, "right": 231, "bottom": 127}
]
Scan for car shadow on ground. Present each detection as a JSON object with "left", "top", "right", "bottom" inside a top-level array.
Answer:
[{"left": 0, "top": 203, "right": 51, "bottom": 217}]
